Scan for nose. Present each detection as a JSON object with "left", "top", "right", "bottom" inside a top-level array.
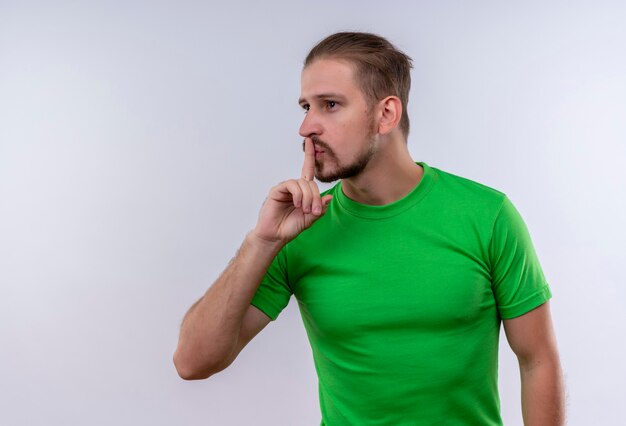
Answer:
[{"left": 299, "top": 109, "right": 322, "bottom": 138}]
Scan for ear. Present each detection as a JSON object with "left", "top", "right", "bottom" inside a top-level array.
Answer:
[{"left": 376, "top": 96, "right": 402, "bottom": 135}]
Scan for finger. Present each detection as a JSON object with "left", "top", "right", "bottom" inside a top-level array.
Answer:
[
  {"left": 308, "top": 180, "right": 322, "bottom": 215},
  {"left": 276, "top": 179, "right": 302, "bottom": 208},
  {"left": 297, "top": 179, "right": 313, "bottom": 214},
  {"left": 321, "top": 194, "right": 333, "bottom": 212},
  {"left": 304, "top": 194, "right": 333, "bottom": 228},
  {"left": 301, "top": 138, "right": 315, "bottom": 181}
]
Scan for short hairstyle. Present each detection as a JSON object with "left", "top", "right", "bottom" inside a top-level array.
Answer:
[{"left": 304, "top": 32, "right": 414, "bottom": 138}]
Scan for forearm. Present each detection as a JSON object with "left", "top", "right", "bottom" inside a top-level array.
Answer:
[
  {"left": 173, "top": 231, "right": 282, "bottom": 378},
  {"left": 519, "top": 357, "right": 565, "bottom": 426}
]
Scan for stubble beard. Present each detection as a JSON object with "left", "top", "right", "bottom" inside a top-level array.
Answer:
[{"left": 312, "top": 134, "right": 377, "bottom": 183}]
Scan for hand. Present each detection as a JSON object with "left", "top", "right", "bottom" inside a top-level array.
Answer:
[{"left": 252, "top": 138, "right": 333, "bottom": 245}]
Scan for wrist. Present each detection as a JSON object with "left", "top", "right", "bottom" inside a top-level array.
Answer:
[{"left": 246, "top": 230, "right": 285, "bottom": 255}]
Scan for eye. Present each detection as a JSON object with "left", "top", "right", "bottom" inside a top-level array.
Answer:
[
  {"left": 301, "top": 104, "right": 310, "bottom": 113},
  {"left": 326, "top": 100, "right": 337, "bottom": 110}
]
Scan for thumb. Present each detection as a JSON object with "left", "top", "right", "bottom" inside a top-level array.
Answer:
[{"left": 321, "top": 195, "right": 333, "bottom": 212}]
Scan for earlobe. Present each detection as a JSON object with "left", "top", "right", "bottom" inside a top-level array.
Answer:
[{"left": 378, "top": 96, "right": 402, "bottom": 135}]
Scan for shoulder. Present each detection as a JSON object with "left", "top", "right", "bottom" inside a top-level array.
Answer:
[
  {"left": 429, "top": 164, "right": 505, "bottom": 198},
  {"left": 426, "top": 163, "right": 507, "bottom": 215}
]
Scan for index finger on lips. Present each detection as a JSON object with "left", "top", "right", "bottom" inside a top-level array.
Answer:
[{"left": 301, "top": 138, "right": 315, "bottom": 181}]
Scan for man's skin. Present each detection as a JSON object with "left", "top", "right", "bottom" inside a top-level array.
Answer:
[{"left": 174, "top": 58, "right": 565, "bottom": 425}]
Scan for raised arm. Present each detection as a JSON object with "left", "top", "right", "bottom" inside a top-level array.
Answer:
[
  {"left": 503, "top": 301, "right": 565, "bottom": 425},
  {"left": 173, "top": 139, "right": 332, "bottom": 380}
]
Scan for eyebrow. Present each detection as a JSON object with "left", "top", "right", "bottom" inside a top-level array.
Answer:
[{"left": 298, "top": 93, "right": 347, "bottom": 106}]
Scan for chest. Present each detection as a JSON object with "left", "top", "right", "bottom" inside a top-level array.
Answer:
[{"left": 290, "top": 223, "right": 495, "bottom": 341}]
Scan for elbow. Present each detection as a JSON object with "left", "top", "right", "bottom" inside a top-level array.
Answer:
[
  {"left": 174, "top": 364, "right": 211, "bottom": 381},
  {"left": 173, "top": 349, "right": 224, "bottom": 381}
]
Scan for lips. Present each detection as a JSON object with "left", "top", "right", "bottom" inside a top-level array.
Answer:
[{"left": 311, "top": 138, "right": 331, "bottom": 159}]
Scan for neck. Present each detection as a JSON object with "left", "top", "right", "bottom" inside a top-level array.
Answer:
[{"left": 341, "top": 134, "right": 423, "bottom": 206}]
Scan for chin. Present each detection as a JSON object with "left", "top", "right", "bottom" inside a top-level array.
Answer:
[
  {"left": 316, "top": 167, "right": 360, "bottom": 183},
  {"left": 316, "top": 175, "right": 339, "bottom": 183},
  {"left": 315, "top": 168, "right": 336, "bottom": 183},
  {"left": 314, "top": 168, "right": 338, "bottom": 183}
]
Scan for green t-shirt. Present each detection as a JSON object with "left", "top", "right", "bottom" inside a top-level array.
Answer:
[{"left": 251, "top": 162, "right": 551, "bottom": 425}]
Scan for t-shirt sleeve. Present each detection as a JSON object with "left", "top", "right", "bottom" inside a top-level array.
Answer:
[
  {"left": 250, "top": 246, "right": 292, "bottom": 321},
  {"left": 489, "top": 196, "right": 552, "bottom": 319}
]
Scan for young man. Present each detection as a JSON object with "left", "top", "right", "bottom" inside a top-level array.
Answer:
[{"left": 174, "top": 32, "right": 565, "bottom": 425}]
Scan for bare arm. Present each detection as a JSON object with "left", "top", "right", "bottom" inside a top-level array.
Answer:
[
  {"left": 173, "top": 234, "right": 280, "bottom": 380},
  {"left": 503, "top": 301, "right": 565, "bottom": 426},
  {"left": 173, "top": 138, "right": 332, "bottom": 380}
]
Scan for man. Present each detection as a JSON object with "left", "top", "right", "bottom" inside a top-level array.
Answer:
[{"left": 174, "top": 32, "right": 565, "bottom": 425}]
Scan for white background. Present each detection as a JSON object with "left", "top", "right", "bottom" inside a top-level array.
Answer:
[{"left": 1, "top": 1, "right": 625, "bottom": 425}]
